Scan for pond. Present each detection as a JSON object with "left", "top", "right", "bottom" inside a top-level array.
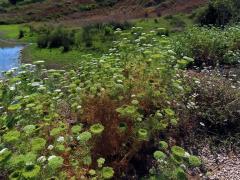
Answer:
[{"left": 0, "top": 45, "right": 23, "bottom": 73}]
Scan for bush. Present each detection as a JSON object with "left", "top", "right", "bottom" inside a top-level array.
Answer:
[
  {"left": 37, "top": 34, "right": 49, "bottom": 48},
  {"left": 108, "top": 21, "right": 132, "bottom": 30},
  {"left": 18, "top": 29, "right": 25, "bottom": 39},
  {"left": 194, "top": 0, "right": 240, "bottom": 26},
  {"left": 34, "top": 22, "right": 131, "bottom": 52},
  {"left": 172, "top": 25, "right": 240, "bottom": 67},
  {"left": 36, "top": 26, "right": 74, "bottom": 51},
  {"left": 186, "top": 72, "right": 240, "bottom": 143},
  {"left": 81, "top": 25, "right": 94, "bottom": 48}
]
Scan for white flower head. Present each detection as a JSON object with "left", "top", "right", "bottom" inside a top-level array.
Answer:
[
  {"left": 37, "top": 156, "right": 47, "bottom": 163},
  {"left": 9, "top": 86, "right": 16, "bottom": 91},
  {"left": 184, "top": 152, "right": 190, "bottom": 158},
  {"left": 54, "top": 89, "right": 62, "bottom": 93},
  {"left": 200, "top": 122, "right": 205, "bottom": 127},
  {"left": 0, "top": 148, "right": 8, "bottom": 154},
  {"left": 31, "top": 82, "right": 41, "bottom": 87},
  {"left": 47, "top": 145, "right": 54, "bottom": 150},
  {"left": 57, "top": 136, "right": 65, "bottom": 143}
]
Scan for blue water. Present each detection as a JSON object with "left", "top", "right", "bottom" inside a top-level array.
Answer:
[{"left": 0, "top": 46, "right": 23, "bottom": 72}]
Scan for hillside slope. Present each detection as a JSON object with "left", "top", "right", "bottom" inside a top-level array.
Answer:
[{"left": 0, "top": 0, "right": 207, "bottom": 25}]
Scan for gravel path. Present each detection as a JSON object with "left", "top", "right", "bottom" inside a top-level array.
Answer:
[{"left": 200, "top": 145, "right": 240, "bottom": 180}]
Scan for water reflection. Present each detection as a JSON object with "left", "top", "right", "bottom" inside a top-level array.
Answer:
[{"left": 0, "top": 46, "right": 23, "bottom": 73}]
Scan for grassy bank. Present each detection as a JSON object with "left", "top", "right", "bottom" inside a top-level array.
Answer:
[
  {"left": 0, "top": 25, "right": 21, "bottom": 39},
  {"left": 134, "top": 14, "right": 193, "bottom": 32},
  {"left": 0, "top": 14, "right": 194, "bottom": 68},
  {"left": 22, "top": 44, "right": 100, "bottom": 69},
  {"left": 0, "top": 24, "right": 35, "bottom": 42}
]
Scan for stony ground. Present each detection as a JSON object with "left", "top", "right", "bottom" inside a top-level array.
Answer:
[{"left": 199, "top": 145, "right": 240, "bottom": 180}]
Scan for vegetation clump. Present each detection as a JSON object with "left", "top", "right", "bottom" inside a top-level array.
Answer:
[
  {"left": 0, "top": 23, "right": 238, "bottom": 179},
  {"left": 173, "top": 25, "right": 240, "bottom": 67}
]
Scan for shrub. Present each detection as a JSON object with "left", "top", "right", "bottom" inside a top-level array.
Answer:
[
  {"left": 18, "top": 29, "right": 24, "bottom": 39},
  {"left": 48, "top": 27, "right": 74, "bottom": 51},
  {"left": 109, "top": 21, "right": 132, "bottom": 30},
  {"left": 172, "top": 25, "right": 240, "bottom": 67},
  {"left": 37, "top": 34, "right": 49, "bottom": 48},
  {"left": 81, "top": 26, "right": 94, "bottom": 48},
  {"left": 37, "top": 26, "right": 74, "bottom": 51},
  {"left": 194, "top": 0, "right": 240, "bottom": 26},
  {"left": 189, "top": 73, "right": 240, "bottom": 139}
]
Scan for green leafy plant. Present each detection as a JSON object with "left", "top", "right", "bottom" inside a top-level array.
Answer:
[
  {"left": 159, "top": 141, "right": 168, "bottom": 150},
  {"left": 171, "top": 146, "right": 186, "bottom": 158},
  {"left": 22, "top": 163, "right": 41, "bottom": 179},
  {"left": 77, "top": 131, "right": 92, "bottom": 143},
  {"left": 102, "top": 167, "right": 114, "bottom": 179},
  {"left": 0, "top": 26, "right": 208, "bottom": 179},
  {"left": 0, "top": 148, "right": 11, "bottom": 163},
  {"left": 188, "top": 155, "right": 202, "bottom": 167},
  {"left": 137, "top": 128, "right": 148, "bottom": 141},
  {"left": 71, "top": 124, "right": 83, "bottom": 134},
  {"left": 48, "top": 156, "right": 64, "bottom": 170},
  {"left": 3, "top": 130, "right": 20, "bottom": 143},
  {"left": 90, "top": 123, "right": 104, "bottom": 135},
  {"left": 23, "top": 125, "right": 36, "bottom": 135},
  {"left": 31, "top": 138, "right": 46, "bottom": 151},
  {"left": 9, "top": 171, "right": 21, "bottom": 180},
  {"left": 153, "top": 151, "right": 166, "bottom": 160}
]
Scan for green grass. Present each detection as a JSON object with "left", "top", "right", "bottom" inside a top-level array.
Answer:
[
  {"left": 0, "top": 24, "right": 35, "bottom": 42},
  {"left": 0, "top": 24, "right": 21, "bottom": 39},
  {"left": 22, "top": 44, "right": 101, "bottom": 68},
  {"left": 133, "top": 14, "right": 193, "bottom": 32}
]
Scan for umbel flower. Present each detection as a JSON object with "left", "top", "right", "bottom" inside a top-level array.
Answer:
[
  {"left": 48, "top": 155, "right": 64, "bottom": 170},
  {"left": 102, "top": 167, "right": 114, "bottom": 179},
  {"left": 9, "top": 171, "right": 21, "bottom": 180},
  {"left": 22, "top": 163, "right": 41, "bottom": 179},
  {"left": 90, "top": 123, "right": 104, "bottom": 134},
  {"left": 137, "top": 128, "right": 148, "bottom": 140},
  {"left": 77, "top": 131, "right": 92, "bottom": 142}
]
